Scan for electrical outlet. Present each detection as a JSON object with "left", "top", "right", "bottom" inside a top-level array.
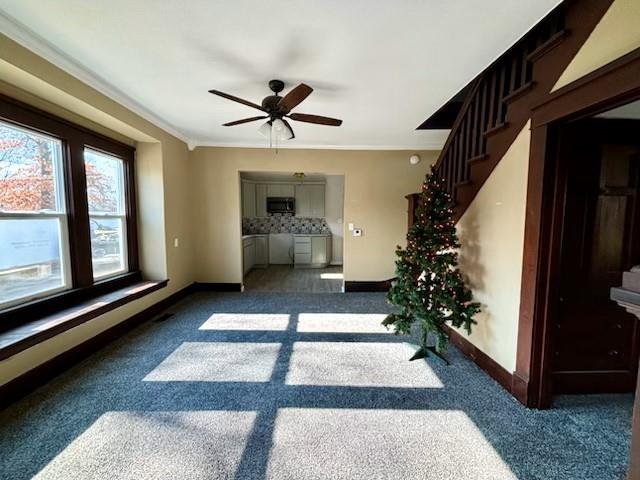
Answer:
[{"left": 353, "top": 228, "right": 362, "bottom": 237}]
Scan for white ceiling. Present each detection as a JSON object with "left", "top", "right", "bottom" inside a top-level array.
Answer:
[
  {"left": 0, "top": 0, "right": 561, "bottom": 149},
  {"left": 596, "top": 100, "right": 640, "bottom": 119}
]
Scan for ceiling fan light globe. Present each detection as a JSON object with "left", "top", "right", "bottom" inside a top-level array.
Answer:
[
  {"left": 258, "top": 121, "right": 272, "bottom": 138},
  {"left": 279, "top": 123, "right": 294, "bottom": 141},
  {"left": 272, "top": 118, "right": 285, "bottom": 132}
]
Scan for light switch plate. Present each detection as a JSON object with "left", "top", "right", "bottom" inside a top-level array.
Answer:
[
  {"left": 348, "top": 223, "right": 354, "bottom": 231},
  {"left": 174, "top": 238, "right": 179, "bottom": 248}
]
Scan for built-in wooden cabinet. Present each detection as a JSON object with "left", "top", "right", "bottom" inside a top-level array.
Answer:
[
  {"left": 255, "top": 184, "right": 268, "bottom": 217},
  {"left": 242, "top": 181, "right": 256, "bottom": 218},
  {"left": 267, "top": 184, "right": 295, "bottom": 197},
  {"left": 242, "top": 181, "right": 325, "bottom": 218},
  {"left": 295, "top": 184, "right": 325, "bottom": 217},
  {"left": 294, "top": 234, "right": 332, "bottom": 267},
  {"left": 243, "top": 235, "right": 268, "bottom": 276}
]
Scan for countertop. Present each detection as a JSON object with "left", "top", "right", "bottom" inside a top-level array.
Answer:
[
  {"left": 242, "top": 234, "right": 269, "bottom": 240},
  {"left": 292, "top": 233, "right": 332, "bottom": 237},
  {"left": 243, "top": 233, "right": 331, "bottom": 239}
]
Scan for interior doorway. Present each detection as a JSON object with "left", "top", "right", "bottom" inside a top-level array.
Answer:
[
  {"left": 238, "top": 171, "right": 345, "bottom": 293},
  {"left": 550, "top": 102, "right": 640, "bottom": 395}
]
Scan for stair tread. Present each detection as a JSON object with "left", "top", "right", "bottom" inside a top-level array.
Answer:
[
  {"left": 483, "top": 122, "right": 509, "bottom": 137},
  {"left": 527, "top": 29, "right": 568, "bottom": 62}
]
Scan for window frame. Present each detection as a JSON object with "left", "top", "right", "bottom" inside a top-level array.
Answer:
[{"left": 0, "top": 95, "right": 139, "bottom": 330}]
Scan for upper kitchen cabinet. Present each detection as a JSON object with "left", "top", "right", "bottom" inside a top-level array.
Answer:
[
  {"left": 255, "top": 184, "right": 268, "bottom": 217},
  {"left": 267, "top": 184, "right": 295, "bottom": 197},
  {"left": 242, "top": 181, "right": 256, "bottom": 218},
  {"left": 295, "top": 184, "right": 325, "bottom": 217}
]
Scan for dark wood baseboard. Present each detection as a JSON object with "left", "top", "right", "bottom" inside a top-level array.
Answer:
[
  {"left": 191, "top": 282, "right": 243, "bottom": 292},
  {"left": 444, "top": 325, "right": 513, "bottom": 394},
  {"left": 552, "top": 371, "right": 638, "bottom": 394},
  {"left": 344, "top": 279, "right": 394, "bottom": 292},
  {"left": 0, "top": 283, "right": 193, "bottom": 409}
]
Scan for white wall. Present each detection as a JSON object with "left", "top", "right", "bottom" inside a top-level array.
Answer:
[{"left": 325, "top": 175, "right": 345, "bottom": 265}]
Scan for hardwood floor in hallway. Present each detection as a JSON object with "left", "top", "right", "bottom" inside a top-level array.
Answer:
[{"left": 243, "top": 265, "right": 343, "bottom": 293}]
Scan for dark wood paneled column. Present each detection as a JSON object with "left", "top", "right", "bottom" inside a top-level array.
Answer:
[{"left": 611, "top": 266, "right": 640, "bottom": 480}]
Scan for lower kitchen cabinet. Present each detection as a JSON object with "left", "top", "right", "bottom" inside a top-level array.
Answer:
[
  {"left": 243, "top": 235, "right": 268, "bottom": 275},
  {"left": 294, "top": 235, "right": 332, "bottom": 268}
]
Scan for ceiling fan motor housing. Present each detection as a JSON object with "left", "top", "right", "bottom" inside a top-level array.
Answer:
[{"left": 261, "top": 95, "right": 283, "bottom": 113}]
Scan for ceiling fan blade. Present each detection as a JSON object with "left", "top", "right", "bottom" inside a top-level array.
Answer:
[
  {"left": 222, "top": 116, "right": 268, "bottom": 126},
  {"left": 277, "top": 83, "right": 313, "bottom": 113},
  {"left": 288, "top": 113, "right": 343, "bottom": 126},
  {"left": 282, "top": 119, "right": 295, "bottom": 139},
  {"left": 208, "top": 89, "right": 267, "bottom": 112}
]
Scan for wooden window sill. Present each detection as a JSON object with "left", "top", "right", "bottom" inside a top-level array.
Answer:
[{"left": 0, "top": 279, "right": 168, "bottom": 361}]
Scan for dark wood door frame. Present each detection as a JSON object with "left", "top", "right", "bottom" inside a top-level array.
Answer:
[{"left": 513, "top": 47, "right": 640, "bottom": 409}]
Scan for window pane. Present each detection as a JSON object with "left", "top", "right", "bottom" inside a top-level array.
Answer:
[
  {"left": 0, "top": 218, "right": 67, "bottom": 305},
  {"left": 0, "top": 121, "right": 64, "bottom": 213},
  {"left": 90, "top": 217, "right": 125, "bottom": 279},
  {"left": 84, "top": 149, "right": 125, "bottom": 215}
]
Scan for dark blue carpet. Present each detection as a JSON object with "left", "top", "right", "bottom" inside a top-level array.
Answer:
[{"left": 0, "top": 292, "right": 633, "bottom": 479}]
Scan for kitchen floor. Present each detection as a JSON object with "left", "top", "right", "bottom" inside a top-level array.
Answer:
[{"left": 243, "top": 265, "right": 343, "bottom": 293}]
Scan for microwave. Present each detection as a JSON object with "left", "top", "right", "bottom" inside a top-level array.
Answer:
[{"left": 267, "top": 197, "right": 295, "bottom": 214}]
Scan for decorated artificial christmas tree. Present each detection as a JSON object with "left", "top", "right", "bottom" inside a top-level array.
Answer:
[{"left": 383, "top": 166, "right": 480, "bottom": 362}]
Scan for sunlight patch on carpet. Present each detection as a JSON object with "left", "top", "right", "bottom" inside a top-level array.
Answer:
[
  {"left": 143, "top": 342, "right": 280, "bottom": 382},
  {"left": 297, "top": 313, "right": 391, "bottom": 333},
  {"left": 286, "top": 342, "right": 443, "bottom": 388},
  {"left": 199, "top": 313, "right": 290, "bottom": 331},
  {"left": 266, "top": 409, "right": 516, "bottom": 480},
  {"left": 33, "top": 411, "right": 256, "bottom": 480}
]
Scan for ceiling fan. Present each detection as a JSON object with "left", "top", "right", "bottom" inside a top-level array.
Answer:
[{"left": 208, "top": 79, "right": 343, "bottom": 140}]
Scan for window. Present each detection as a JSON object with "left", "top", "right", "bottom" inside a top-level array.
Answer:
[
  {"left": 85, "top": 149, "right": 127, "bottom": 279},
  {"left": 0, "top": 122, "right": 70, "bottom": 307},
  {"left": 0, "top": 96, "right": 138, "bottom": 318}
]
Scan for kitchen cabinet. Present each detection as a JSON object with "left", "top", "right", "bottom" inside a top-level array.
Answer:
[
  {"left": 254, "top": 236, "right": 268, "bottom": 267},
  {"left": 295, "top": 184, "right": 325, "bottom": 217},
  {"left": 267, "top": 184, "right": 295, "bottom": 197},
  {"left": 243, "top": 237, "right": 255, "bottom": 275},
  {"left": 269, "top": 233, "right": 293, "bottom": 264},
  {"left": 294, "top": 234, "right": 332, "bottom": 267},
  {"left": 243, "top": 235, "right": 268, "bottom": 276},
  {"left": 242, "top": 182, "right": 256, "bottom": 218},
  {"left": 255, "top": 184, "right": 268, "bottom": 217}
]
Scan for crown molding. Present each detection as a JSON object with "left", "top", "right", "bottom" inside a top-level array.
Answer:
[
  {"left": 190, "top": 140, "right": 446, "bottom": 151},
  {"left": 0, "top": 9, "right": 190, "bottom": 144}
]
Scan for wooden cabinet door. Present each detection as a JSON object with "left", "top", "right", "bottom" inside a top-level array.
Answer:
[
  {"left": 254, "top": 237, "right": 267, "bottom": 266},
  {"left": 309, "top": 184, "right": 325, "bottom": 217},
  {"left": 242, "top": 182, "right": 256, "bottom": 218},
  {"left": 243, "top": 242, "right": 255, "bottom": 275},
  {"left": 311, "top": 236, "right": 327, "bottom": 264},
  {"left": 281, "top": 184, "right": 295, "bottom": 197},
  {"left": 255, "top": 184, "right": 268, "bottom": 217},
  {"left": 295, "top": 185, "right": 311, "bottom": 217},
  {"left": 267, "top": 184, "right": 280, "bottom": 197}
]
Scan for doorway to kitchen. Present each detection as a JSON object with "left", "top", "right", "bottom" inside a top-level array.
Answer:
[{"left": 239, "top": 171, "right": 345, "bottom": 293}]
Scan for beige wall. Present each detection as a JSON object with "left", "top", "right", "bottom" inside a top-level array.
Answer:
[
  {"left": 456, "top": 123, "right": 531, "bottom": 372},
  {"left": 553, "top": 0, "right": 640, "bottom": 91},
  {"left": 190, "top": 148, "right": 437, "bottom": 283},
  {"left": 0, "top": 35, "right": 194, "bottom": 386}
]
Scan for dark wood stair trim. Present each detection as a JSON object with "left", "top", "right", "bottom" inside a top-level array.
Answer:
[
  {"left": 503, "top": 81, "right": 536, "bottom": 104},
  {"left": 527, "top": 29, "right": 569, "bottom": 63},
  {"left": 468, "top": 153, "right": 488, "bottom": 164},
  {"left": 454, "top": 180, "right": 472, "bottom": 188},
  {"left": 483, "top": 122, "right": 509, "bottom": 137}
]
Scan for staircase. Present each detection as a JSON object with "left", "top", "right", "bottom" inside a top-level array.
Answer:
[{"left": 415, "top": 0, "right": 615, "bottom": 223}]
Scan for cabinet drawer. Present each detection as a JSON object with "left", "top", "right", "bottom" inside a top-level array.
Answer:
[
  {"left": 295, "top": 242, "right": 311, "bottom": 254},
  {"left": 295, "top": 253, "right": 311, "bottom": 264},
  {"left": 294, "top": 236, "right": 311, "bottom": 244}
]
